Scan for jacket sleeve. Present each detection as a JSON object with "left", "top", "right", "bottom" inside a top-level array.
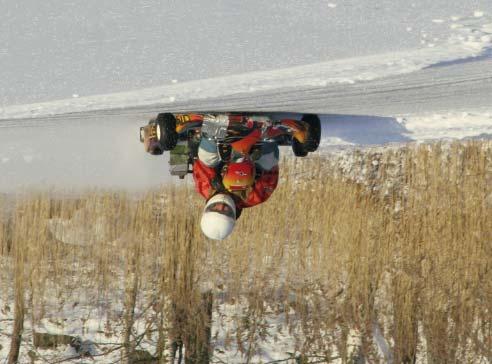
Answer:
[
  {"left": 240, "top": 166, "right": 279, "bottom": 208},
  {"left": 192, "top": 159, "right": 218, "bottom": 200}
]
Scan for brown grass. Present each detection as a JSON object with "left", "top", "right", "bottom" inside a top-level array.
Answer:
[{"left": 0, "top": 141, "right": 491, "bottom": 363}]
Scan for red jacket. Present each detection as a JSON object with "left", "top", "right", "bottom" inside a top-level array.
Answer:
[{"left": 193, "top": 159, "right": 279, "bottom": 209}]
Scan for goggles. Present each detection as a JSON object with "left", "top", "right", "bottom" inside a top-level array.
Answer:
[{"left": 205, "top": 202, "right": 235, "bottom": 219}]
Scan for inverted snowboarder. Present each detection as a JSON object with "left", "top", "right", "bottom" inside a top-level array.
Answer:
[{"left": 140, "top": 112, "right": 321, "bottom": 240}]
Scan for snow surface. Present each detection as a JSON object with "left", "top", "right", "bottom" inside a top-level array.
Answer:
[
  {"left": 0, "top": 10, "right": 491, "bottom": 190},
  {"left": 1, "top": 2, "right": 492, "bottom": 360},
  {"left": 1, "top": 4, "right": 492, "bottom": 364},
  {"left": 1, "top": 2, "right": 492, "bottom": 191},
  {"left": 2, "top": 0, "right": 491, "bottom": 107},
  {"left": 1, "top": 11, "right": 492, "bottom": 120}
]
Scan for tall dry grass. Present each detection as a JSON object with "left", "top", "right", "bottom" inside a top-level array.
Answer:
[{"left": 0, "top": 141, "right": 490, "bottom": 363}]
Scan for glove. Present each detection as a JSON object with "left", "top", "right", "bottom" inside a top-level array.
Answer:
[{"left": 210, "top": 176, "right": 225, "bottom": 193}]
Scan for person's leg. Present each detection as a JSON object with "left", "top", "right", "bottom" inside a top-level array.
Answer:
[
  {"left": 254, "top": 142, "right": 279, "bottom": 171},
  {"left": 198, "top": 137, "right": 221, "bottom": 167}
]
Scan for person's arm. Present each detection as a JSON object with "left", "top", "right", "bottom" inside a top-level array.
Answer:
[
  {"left": 192, "top": 159, "right": 220, "bottom": 200},
  {"left": 242, "top": 166, "right": 279, "bottom": 207}
]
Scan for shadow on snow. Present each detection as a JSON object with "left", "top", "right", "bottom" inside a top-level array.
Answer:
[
  {"left": 319, "top": 113, "right": 412, "bottom": 145},
  {"left": 272, "top": 112, "right": 412, "bottom": 146}
]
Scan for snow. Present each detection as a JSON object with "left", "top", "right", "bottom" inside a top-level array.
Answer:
[
  {"left": 398, "top": 111, "right": 492, "bottom": 141},
  {"left": 1, "top": 1, "right": 492, "bottom": 359},
  {"left": 1, "top": 1, "right": 491, "bottom": 107},
  {"left": 2, "top": 13, "right": 491, "bottom": 121},
  {"left": 0, "top": 11, "right": 489, "bottom": 190},
  {"left": 373, "top": 322, "right": 394, "bottom": 364},
  {"left": 0, "top": 10, "right": 490, "bottom": 121},
  {"left": 23, "top": 155, "right": 34, "bottom": 163}
]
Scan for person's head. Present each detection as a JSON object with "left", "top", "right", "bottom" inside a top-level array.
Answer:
[{"left": 200, "top": 193, "right": 236, "bottom": 240}]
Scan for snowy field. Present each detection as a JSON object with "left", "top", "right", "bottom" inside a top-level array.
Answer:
[
  {"left": 2, "top": 0, "right": 489, "bottom": 107},
  {"left": 0, "top": 0, "right": 491, "bottom": 191},
  {"left": 1, "top": 1, "right": 492, "bottom": 363}
]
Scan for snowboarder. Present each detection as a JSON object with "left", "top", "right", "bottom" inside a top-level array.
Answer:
[
  {"left": 194, "top": 115, "right": 290, "bottom": 240},
  {"left": 139, "top": 112, "right": 320, "bottom": 240}
]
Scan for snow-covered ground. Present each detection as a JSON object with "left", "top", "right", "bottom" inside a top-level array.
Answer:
[
  {"left": 1, "top": 3, "right": 491, "bottom": 191},
  {"left": 2, "top": 0, "right": 490, "bottom": 107},
  {"left": 1, "top": 2, "right": 492, "bottom": 360},
  {"left": 2, "top": 10, "right": 492, "bottom": 119}
]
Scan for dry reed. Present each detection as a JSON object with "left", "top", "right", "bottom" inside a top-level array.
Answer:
[{"left": 0, "top": 141, "right": 490, "bottom": 363}]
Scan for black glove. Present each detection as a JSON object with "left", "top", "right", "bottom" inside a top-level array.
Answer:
[
  {"left": 218, "top": 142, "right": 232, "bottom": 162},
  {"left": 210, "top": 176, "right": 225, "bottom": 193}
]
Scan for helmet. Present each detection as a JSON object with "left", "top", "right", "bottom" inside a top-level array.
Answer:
[
  {"left": 222, "top": 158, "right": 255, "bottom": 193},
  {"left": 200, "top": 194, "right": 236, "bottom": 240}
]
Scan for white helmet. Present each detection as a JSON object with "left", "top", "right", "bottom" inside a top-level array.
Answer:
[{"left": 200, "top": 194, "right": 236, "bottom": 240}]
